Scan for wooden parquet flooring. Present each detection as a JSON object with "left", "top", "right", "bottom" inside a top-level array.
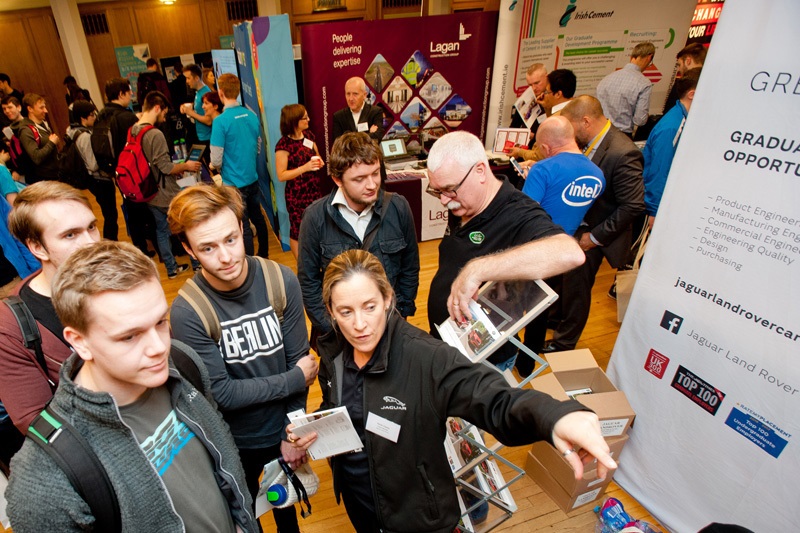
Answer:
[{"left": 11, "top": 193, "right": 660, "bottom": 533}]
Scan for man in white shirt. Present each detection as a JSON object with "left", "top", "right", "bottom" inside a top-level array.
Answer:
[
  {"left": 331, "top": 77, "right": 385, "bottom": 143},
  {"left": 297, "top": 132, "right": 419, "bottom": 384},
  {"left": 596, "top": 41, "right": 655, "bottom": 136}
]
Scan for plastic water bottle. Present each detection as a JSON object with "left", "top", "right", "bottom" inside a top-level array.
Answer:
[
  {"left": 179, "top": 138, "right": 188, "bottom": 161},
  {"left": 266, "top": 484, "right": 288, "bottom": 505}
]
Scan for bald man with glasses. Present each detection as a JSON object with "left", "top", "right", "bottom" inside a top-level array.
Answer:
[{"left": 425, "top": 131, "right": 584, "bottom": 371}]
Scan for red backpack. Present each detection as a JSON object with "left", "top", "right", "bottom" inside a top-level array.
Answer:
[
  {"left": 6, "top": 124, "right": 38, "bottom": 176},
  {"left": 115, "top": 124, "right": 159, "bottom": 202}
]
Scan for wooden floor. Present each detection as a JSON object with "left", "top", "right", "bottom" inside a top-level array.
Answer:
[{"left": 37, "top": 196, "right": 662, "bottom": 533}]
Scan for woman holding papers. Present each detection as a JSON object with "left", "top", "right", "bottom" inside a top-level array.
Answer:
[{"left": 286, "top": 249, "right": 616, "bottom": 533}]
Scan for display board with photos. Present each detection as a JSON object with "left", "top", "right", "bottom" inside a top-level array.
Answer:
[
  {"left": 301, "top": 13, "right": 498, "bottom": 161},
  {"left": 436, "top": 279, "right": 557, "bottom": 366},
  {"left": 445, "top": 417, "right": 523, "bottom": 532}
]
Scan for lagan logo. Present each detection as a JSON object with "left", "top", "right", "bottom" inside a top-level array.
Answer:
[
  {"left": 429, "top": 23, "right": 470, "bottom": 55},
  {"left": 382, "top": 396, "right": 407, "bottom": 410},
  {"left": 430, "top": 41, "right": 460, "bottom": 54},
  {"left": 561, "top": 176, "right": 603, "bottom": 207}
]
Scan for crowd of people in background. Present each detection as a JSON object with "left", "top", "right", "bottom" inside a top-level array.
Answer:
[{"left": 0, "top": 41, "right": 704, "bottom": 532}]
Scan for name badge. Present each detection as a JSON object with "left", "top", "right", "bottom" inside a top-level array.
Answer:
[
  {"left": 366, "top": 412, "right": 400, "bottom": 443},
  {"left": 357, "top": 122, "right": 369, "bottom": 132},
  {"left": 302, "top": 137, "right": 314, "bottom": 149}
]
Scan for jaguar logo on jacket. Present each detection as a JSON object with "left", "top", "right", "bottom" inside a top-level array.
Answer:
[{"left": 381, "top": 396, "right": 407, "bottom": 410}]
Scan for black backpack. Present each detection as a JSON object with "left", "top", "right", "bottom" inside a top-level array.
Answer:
[
  {"left": 57, "top": 128, "right": 92, "bottom": 190},
  {"left": 26, "top": 339, "right": 206, "bottom": 532},
  {"left": 2, "top": 295, "right": 206, "bottom": 531},
  {"left": 91, "top": 106, "right": 125, "bottom": 176}
]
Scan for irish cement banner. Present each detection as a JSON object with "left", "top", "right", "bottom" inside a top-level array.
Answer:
[
  {"left": 608, "top": 1, "right": 799, "bottom": 530},
  {"left": 301, "top": 13, "right": 497, "bottom": 163},
  {"left": 486, "top": 0, "right": 696, "bottom": 148}
]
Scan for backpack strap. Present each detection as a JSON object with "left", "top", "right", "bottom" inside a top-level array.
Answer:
[
  {"left": 176, "top": 258, "right": 285, "bottom": 345},
  {"left": 178, "top": 278, "right": 222, "bottom": 343},
  {"left": 3, "top": 296, "right": 54, "bottom": 392},
  {"left": 169, "top": 339, "right": 208, "bottom": 397},
  {"left": 255, "top": 257, "right": 285, "bottom": 325},
  {"left": 26, "top": 124, "right": 41, "bottom": 145},
  {"left": 27, "top": 407, "right": 121, "bottom": 532}
]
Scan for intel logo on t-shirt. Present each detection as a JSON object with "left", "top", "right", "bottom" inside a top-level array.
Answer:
[{"left": 562, "top": 176, "right": 603, "bottom": 207}]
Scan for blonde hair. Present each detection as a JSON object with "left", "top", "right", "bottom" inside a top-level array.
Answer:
[
  {"left": 52, "top": 241, "right": 158, "bottom": 333},
  {"left": 168, "top": 183, "right": 244, "bottom": 246},
  {"left": 322, "top": 250, "right": 394, "bottom": 316},
  {"left": 9, "top": 181, "right": 91, "bottom": 247}
]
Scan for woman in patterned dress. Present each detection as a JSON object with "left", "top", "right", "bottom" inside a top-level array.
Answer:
[{"left": 276, "top": 104, "right": 325, "bottom": 258}]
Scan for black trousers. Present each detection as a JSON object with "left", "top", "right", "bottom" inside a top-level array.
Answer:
[
  {"left": 341, "top": 483, "right": 382, "bottom": 533},
  {"left": 515, "top": 275, "right": 562, "bottom": 376},
  {"left": 551, "top": 247, "right": 606, "bottom": 350},
  {"left": 87, "top": 177, "right": 119, "bottom": 241},
  {"left": 238, "top": 181, "right": 270, "bottom": 258},
  {"left": 122, "top": 198, "right": 157, "bottom": 254},
  {"left": 239, "top": 444, "right": 299, "bottom": 533}
]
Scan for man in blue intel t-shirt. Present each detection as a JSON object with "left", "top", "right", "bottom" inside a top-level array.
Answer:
[
  {"left": 209, "top": 73, "right": 270, "bottom": 258},
  {"left": 522, "top": 115, "right": 605, "bottom": 236},
  {"left": 518, "top": 115, "right": 605, "bottom": 373}
]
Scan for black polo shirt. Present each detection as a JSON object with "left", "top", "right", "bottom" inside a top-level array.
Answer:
[
  {"left": 428, "top": 177, "right": 563, "bottom": 360},
  {"left": 337, "top": 341, "right": 381, "bottom": 513}
]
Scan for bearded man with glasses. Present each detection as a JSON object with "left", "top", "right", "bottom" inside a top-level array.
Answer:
[{"left": 425, "top": 131, "right": 584, "bottom": 371}]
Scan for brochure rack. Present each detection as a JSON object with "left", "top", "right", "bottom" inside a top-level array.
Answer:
[
  {"left": 440, "top": 279, "right": 558, "bottom": 532},
  {"left": 436, "top": 279, "right": 557, "bottom": 388}
]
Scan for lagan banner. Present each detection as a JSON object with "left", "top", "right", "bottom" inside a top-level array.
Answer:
[
  {"left": 608, "top": 0, "right": 799, "bottom": 530},
  {"left": 301, "top": 13, "right": 498, "bottom": 165}
]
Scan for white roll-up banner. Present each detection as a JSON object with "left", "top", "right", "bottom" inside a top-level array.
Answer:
[{"left": 608, "top": 0, "right": 800, "bottom": 530}]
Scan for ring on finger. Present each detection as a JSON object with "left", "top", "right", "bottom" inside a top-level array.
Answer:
[{"left": 562, "top": 448, "right": 576, "bottom": 457}]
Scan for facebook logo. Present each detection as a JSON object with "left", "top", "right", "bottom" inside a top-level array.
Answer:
[{"left": 660, "top": 311, "right": 683, "bottom": 334}]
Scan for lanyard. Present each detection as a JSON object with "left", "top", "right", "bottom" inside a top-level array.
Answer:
[{"left": 583, "top": 120, "right": 611, "bottom": 158}]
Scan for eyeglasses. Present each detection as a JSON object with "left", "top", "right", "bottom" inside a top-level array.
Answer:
[
  {"left": 426, "top": 162, "right": 477, "bottom": 199},
  {"left": 301, "top": 116, "right": 310, "bottom": 121},
  {"left": 540, "top": 89, "right": 553, "bottom": 96}
]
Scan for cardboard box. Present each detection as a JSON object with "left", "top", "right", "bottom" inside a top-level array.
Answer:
[
  {"left": 532, "top": 349, "right": 636, "bottom": 436},
  {"left": 528, "top": 434, "right": 627, "bottom": 494},
  {"left": 525, "top": 450, "right": 615, "bottom": 514}
]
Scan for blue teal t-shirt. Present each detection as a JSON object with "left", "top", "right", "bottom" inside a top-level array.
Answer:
[
  {"left": 642, "top": 101, "right": 687, "bottom": 216},
  {"left": 522, "top": 152, "right": 605, "bottom": 236},
  {"left": 193, "top": 85, "right": 211, "bottom": 142},
  {"left": 210, "top": 104, "right": 261, "bottom": 188},
  {"left": 0, "top": 164, "right": 22, "bottom": 198}
]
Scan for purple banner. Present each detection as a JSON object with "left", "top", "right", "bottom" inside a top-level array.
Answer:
[{"left": 301, "top": 13, "right": 498, "bottom": 163}]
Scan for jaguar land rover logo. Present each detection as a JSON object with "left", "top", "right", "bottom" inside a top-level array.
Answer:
[
  {"left": 382, "top": 396, "right": 407, "bottom": 410},
  {"left": 561, "top": 176, "right": 603, "bottom": 207}
]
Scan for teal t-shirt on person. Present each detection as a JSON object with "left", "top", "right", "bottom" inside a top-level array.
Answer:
[
  {"left": 194, "top": 85, "right": 212, "bottom": 142},
  {"left": 0, "top": 164, "right": 23, "bottom": 197},
  {"left": 210, "top": 104, "right": 260, "bottom": 188},
  {"left": 120, "top": 386, "right": 236, "bottom": 533}
]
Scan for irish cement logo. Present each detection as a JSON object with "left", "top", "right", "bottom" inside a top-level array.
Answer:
[{"left": 560, "top": 0, "right": 577, "bottom": 27}]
